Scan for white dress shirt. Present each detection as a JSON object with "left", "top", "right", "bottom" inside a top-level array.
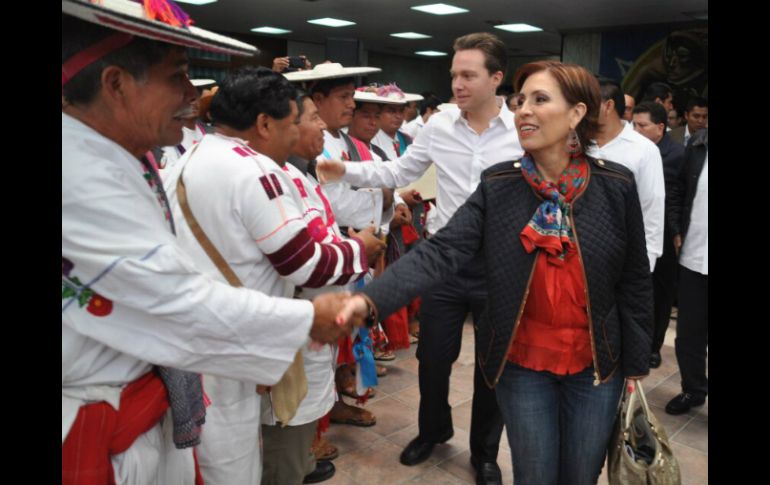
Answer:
[
  {"left": 589, "top": 122, "right": 665, "bottom": 272},
  {"left": 343, "top": 100, "right": 524, "bottom": 233},
  {"left": 683, "top": 125, "right": 693, "bottom": 146},
  {"left": 680, "top": 153, "right": 708, "bottom": 275}
]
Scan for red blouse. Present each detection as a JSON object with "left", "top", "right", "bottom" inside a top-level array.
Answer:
[{"left": 506, "top": 246, "right": 594, "bottom": 375}]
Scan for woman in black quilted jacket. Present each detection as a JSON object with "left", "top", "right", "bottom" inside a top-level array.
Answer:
[{"left": 338, "top": 61, "right": 653, "bottom": 485}]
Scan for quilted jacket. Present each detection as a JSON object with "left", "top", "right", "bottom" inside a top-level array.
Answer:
[{"left": 361, "top": 156, "right": 653, "bottom": 388}]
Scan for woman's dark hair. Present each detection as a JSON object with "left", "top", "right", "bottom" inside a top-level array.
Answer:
[
  {"left": 210, "top": 66, "right": 297, "bottom": 130},
  {"left": 513, "top": 61, "right": 601, "bottom": 152},
  {"left": 62, "top": 15, "right": 176, "bottom": 106}
]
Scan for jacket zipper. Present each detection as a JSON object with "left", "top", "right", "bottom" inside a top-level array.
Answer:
[
  {"left": 492, "top": 257, "right": 538, "bottom": 386},
  {"left": 569, "top": 166, "right": 601, "bottom": 385}
]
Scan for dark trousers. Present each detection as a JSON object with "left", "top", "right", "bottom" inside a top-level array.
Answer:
[
  {"left": 416, "top": 268, "right": 504, "bottom": 461},
  {"left": 652, "top": 254, "right": 679, "bottom": 353},
  {"left": 675, "top": 265, "right": 708, "bottom": 397}
]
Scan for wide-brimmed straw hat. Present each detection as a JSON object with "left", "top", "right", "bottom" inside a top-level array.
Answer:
[
  {"left": 62, "top": 0, "right": 257, "bottom": 56},
  {"left": 283, "top": 62, "right": 381, "bottom": 82},
  {"left": 354, "top": 84, "right": 424, "bottom": 105}
]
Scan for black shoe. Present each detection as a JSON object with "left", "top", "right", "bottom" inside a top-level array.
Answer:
[
  {"left": 303, "top": 460, "right": 335, "bottom": 484},
  {"left": 399, "top": 430, "right": 454, "bottom": 466},
  {"left": 665, "top": 392, "right": 706, "bottom": 415},
  {"left": 470, "top": 456, "right": 502, "bottom": 485},
  {"left": 649, "top": 352, "right": 662, "bottom": 369}
]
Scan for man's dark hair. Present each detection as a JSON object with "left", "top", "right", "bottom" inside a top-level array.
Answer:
[
  {"left": 598, "top": 78, "right": 625, "bottom": 118},
  {"left": 633, "top": 101, "right": 668, "bottom": 127},
  {"left": 453, "top": 32, "right": 508, "bottom": 75},
  {"left": 62, "top": 15, "right": 176, "bottom": 106},
  {"left": 641, "top": 82, "right": 672, "bottom": 104},
  {"left": 295, "top": 89, "right": 311, "bottom": 118},
  {"left": 684, "top": 96, "right": 708, "bottom": 114},
  {"left": 354, "top": 101, "right": 382, "bottom": 112},
  {"left": 419, "top": 94, "right": 442, "bottom": 115},
  {"left": 310, "top": 76, "right": 355, "bottom": 97},
  {"left": 210, "top": 66, "right": 297, "bottom": 130}
]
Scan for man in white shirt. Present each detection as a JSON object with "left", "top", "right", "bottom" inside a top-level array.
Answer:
[
  {"left": 589, "top": 79, "right": 665, "bottom": 273},
  {"left": 318, "top": 32, "right": 524, "bottom": 484},
  {"left": 623, "top": 93, "right": 636, "bottom": 122},
  {"left": 372, "top": 87, "right": 423, "bottom": 160},
  {"left": 665, "top": 129, "right": 708, "bottom": 416},
  {"left": 62, "top": 4, "right": 355, "bottom": 484},
  {"left": 163, "top": 67, "right": 384, "bottom": 485}
]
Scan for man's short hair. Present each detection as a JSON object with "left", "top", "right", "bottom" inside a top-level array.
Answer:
[
  {"left": 641, "top": 82, "right": 672, "bottom": 103},
  {"left": 685, "top": 96, "right": 708, "bottom": 113},
  {"left": 62, "top": 15, "right": 175, "bottom": 106},
  {"left": 354, "top": 101, "right": 382, "bottom": 112},
  {"left": 419, "top": 94, "right": 442, "bottom": 115},
  {"left": 210, "top": 66, "right": 297, "bottom": 131},
  {"left": 295, "top": 89, "right": 311, "bottom": 118},
  {"left": 633, "top": 101, "right": 668, "bottom": 127},
  {"left": 598, "top": 78, "right": 625, "bottom": 118},
  {"left": 310, "top": 76, "right": 355, "bottom": 97},
  {"left": 453, "top": 32, "right": 508, "bottom": 75}
]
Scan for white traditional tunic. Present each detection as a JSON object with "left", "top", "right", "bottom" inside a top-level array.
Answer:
[
  {"left": 163, "top": 133, "right": 367, "bottom": 484},
  {"left": 159, "top": 122, "right": 207, "bottom": 176},
  {"left": 62, "top": 113, "right": 313, "bottom": 485}
]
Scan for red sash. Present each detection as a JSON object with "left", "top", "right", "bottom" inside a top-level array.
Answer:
[{"left": 62, "top": 371, "right": 169, "bottom": 485}]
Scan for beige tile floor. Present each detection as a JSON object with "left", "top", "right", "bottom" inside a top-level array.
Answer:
[{"left": 322, "top": 315, "right": 707, "bottom": 484}]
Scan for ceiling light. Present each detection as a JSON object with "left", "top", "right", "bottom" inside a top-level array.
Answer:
[
  {"left": 251, "top": 26, "right": 292, "bottom": 35},
  {"left": 391, "top": 32, "right": 432, "bottom": 39},
  {"left": 415, "top": 50, "right": 448, "bottom": 57},
  {"left": 174, "top": 0, "right": 218, "bottom": 5},
  {"left": 495, "top": 23, "right": 543, "bottom": 33},
  {"left": 307, "top": 18, "right": 356, "bottom": 27},
  {"left": 411, "top": 4, "right": 469, "bottom": 15}
]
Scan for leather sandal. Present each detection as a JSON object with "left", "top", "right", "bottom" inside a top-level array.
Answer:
[{"left": 329, "top": 400, "right": 376, "bottom": 427}]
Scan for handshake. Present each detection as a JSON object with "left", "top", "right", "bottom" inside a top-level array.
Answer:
[{"left": 309, "top": 292, "right": 372, "bottom": 344}]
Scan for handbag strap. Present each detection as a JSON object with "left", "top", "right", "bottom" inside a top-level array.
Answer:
[
  {"left": 623, "top": 380, "right": 653, "bottom": 429},
  {"left": 176, "top": 158, "right": 244, "bottom": 288}
]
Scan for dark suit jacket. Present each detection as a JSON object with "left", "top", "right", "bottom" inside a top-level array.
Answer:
[
  {"left": 657, "top": 134, "right": 686, "bottom": 257},
  {"left": 668, "top": 129, "right": 708, "bottom": 242},
  {"left": 669, "top": 126, "right": 686, "bottom": 145},
  {"left": 362, "top": 156, "right": 653, "bottom": 388}
]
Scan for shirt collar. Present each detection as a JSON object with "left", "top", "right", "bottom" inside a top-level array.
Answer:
[{"left": 452, "top": 96, "right": 514, "bottom": 129}]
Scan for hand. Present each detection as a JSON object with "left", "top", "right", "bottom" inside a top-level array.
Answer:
[
  {"left": 381, "top": 188, "right": 394, "bottom": 212},
  {"left": 300, "top": 55, "right": 313, "bottom": 70},
  {"left": 673, "top": 234, "right": 682, "bottom": 256},
  {"left": 310, "top": 292, "right": 354, "bottom": 343},
  {"left": 336, "top": 294, "right": 369, "bottom": 329},
  {"left": 625, "top": 376, "right": 644, "bottom": 394},
  {"left": 397, "top": 189, "right": 422, "bottom": 208},
  {"left": 316, "top": 160, "right": 346, "bottom": 184},
  {"left": 390, "top": 203, "right": 412, "bottom": 229},
  {"left": 348, "top": 226, "right": 386, "bottom": 266},
  {"left": 272, "top": 57, "right": 290, "bottom": 73}
]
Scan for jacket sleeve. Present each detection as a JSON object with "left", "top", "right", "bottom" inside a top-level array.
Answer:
[
  {"left": 361, "top": 179, "right": 487, "bottom": 319},
  {"left": 666, "top": 145, "right": 690, "bottom": 238},
  {"left": 617, "top": 177, "right": 654, "bottom": 378}
]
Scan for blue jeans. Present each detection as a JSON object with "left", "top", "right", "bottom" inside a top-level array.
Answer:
[{"left": 496, "top": 362, "right": 624, "bottom": 485}]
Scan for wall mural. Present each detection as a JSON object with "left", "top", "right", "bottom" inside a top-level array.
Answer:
[{"left": 599, "top": 27, "right": 707, "bottom": 112}]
